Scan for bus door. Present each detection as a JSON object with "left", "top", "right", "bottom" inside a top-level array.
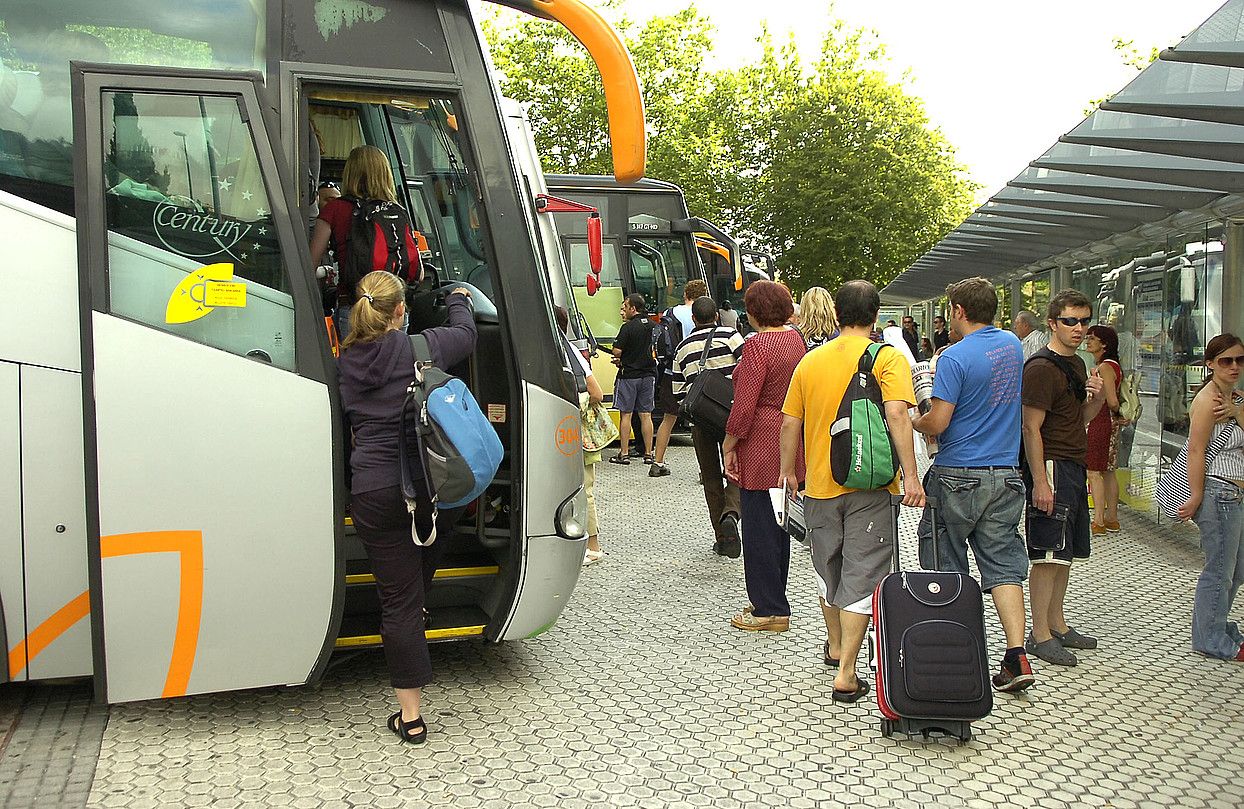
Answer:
[{"left": 71, "top": 66, "right": 340, "bottom": 703}]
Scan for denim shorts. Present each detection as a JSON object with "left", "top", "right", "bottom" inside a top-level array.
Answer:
[
  {"left": 614, "top": 376, "right": 655, "bottom": 413},
  {"left": 919, "top": 466, "right": 1029, "bottom": 591}
]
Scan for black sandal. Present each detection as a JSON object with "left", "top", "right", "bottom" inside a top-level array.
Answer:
[
  {"left": 608, "top": 454, "right": 631, "bottom": 465},
  {"left": 831, "top": 680, "right": 870, "bottom": 704},
  {"left": 387, "top": 711, "right": 428, "bottom": 744},
  {"left": 823, "top": 640, "right": 840, "bottom": 668}
]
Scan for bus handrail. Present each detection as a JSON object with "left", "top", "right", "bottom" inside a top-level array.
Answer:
[{"left": 488, "top": 0, "right": 646, "bottom": 183}]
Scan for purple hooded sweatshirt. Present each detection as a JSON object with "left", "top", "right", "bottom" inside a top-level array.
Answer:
[{"left": 337, "top": 293, "right": 477, "bottom": 494}]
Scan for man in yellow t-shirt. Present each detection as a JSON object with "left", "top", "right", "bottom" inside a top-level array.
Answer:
[{"left": 779, "top": 280, "right": 925, "bottom": 704}]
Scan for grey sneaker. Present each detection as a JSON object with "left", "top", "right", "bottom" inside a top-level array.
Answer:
[
  {"left": 648, "top": 462, "right": 671, "bottom": 477},
  {"left": 1026, "top": 633, "right": 1078, "bottom": 666},
  {"left": 1051, "top": 627, "right": 1098, "bottom": 650}
]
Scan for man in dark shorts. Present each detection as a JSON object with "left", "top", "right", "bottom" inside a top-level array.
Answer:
[
  {"left": 609, "top": 293, "right": 656, "bottom": 465},
  {"left": 1021, "top": 289, "right": 1106, "bottom": 666}
]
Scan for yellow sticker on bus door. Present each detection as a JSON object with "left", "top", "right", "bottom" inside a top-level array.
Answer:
[{"left": 165, "top": 263, "right": 245, "bottom": 324}]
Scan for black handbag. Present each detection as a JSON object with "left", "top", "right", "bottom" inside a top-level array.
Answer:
[{"left": 681, "top": 330, "right": 733, "bottom": 437}]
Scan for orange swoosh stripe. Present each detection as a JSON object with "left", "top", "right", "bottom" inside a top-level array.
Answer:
[
  {"left": 6, "top": 590, "right": 90, "bottom": 680},
  {"left": 7, "top": 530, "right": 204, "bottom": 698}
]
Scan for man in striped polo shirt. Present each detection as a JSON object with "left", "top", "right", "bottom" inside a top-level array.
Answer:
[{"left": 671, "top": 296, "right": 746, "bottom": 557}]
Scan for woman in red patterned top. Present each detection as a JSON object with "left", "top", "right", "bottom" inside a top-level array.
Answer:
[{"left": 724, "top": 281, "right": 806, "bottom": 632}]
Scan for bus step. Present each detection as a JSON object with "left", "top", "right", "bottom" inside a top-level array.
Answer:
[
  {"left": 343, "top": 551, "right": 498, "bottom": 579},
  {"left": 335, "top": 605, "right": 491, "bottom": 649},
  {"left": 343, "top": 564, "right": 500, "bottom": 587}
]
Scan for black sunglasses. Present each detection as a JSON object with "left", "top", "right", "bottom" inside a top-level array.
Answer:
[
  {"left": 1215, "top": 355, "right": 1244, "bottom": 367},
  {"left": 1053, "top": 316, "right": 1093, "bottom": 327}
]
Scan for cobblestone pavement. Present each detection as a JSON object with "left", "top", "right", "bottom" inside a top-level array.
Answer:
[
  {"left": 2, "top": 445, "right": 1242, "bottom": 808},
  {"left": 0, "top": 682, "right": 107, "bottom": 808}
]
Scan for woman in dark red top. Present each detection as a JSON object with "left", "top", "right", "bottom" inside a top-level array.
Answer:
[
  {"left": 724, "top": 281, "right": 806, "bottom": 632},
  {"left": 310, "top": 145, "right": 403, "bottom": 337}
]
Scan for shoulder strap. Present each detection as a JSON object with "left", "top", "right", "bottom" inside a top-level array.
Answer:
[
  {"left": 859, "top": 342, "right": 885, "bottom": 374},
  {"left": 409, "top": 333, "right": 433, "bottom": 366},
  {"left": 697, "top": 329, "right": 716, "bottom": 370},
  {"left": 1027, "top": 348, "right": 1085, "bottom": 401}
]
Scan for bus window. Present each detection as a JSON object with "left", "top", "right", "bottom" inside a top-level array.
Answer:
[
  {"left": 102, "top": 91, "right": 294, "bottom": 369},
  {"left": 632, "top": 236, "right": 689, "bottom": 312},
  {"left": 568, "top": 238, "right": 624, "bottom": 339},
  {"left": 628, "top": 241, "right": 661, "bottom": 307},
  {"left": 387, "top": 100, "right": 494, "bottom": 293},
  {"left": 0, "top": 3, "right": 266, "bottom": 213}
]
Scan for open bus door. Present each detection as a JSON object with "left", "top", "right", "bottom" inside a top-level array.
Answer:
[{"left": 70, "top": 65, "right": 340, "bottom": 702}]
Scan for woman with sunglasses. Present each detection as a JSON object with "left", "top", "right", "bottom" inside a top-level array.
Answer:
[
  {"left": 1084, "top": 325, "right": 1125, "bottom": 535},
  {"left": 1176, "top": 333, "right": 1244, "bottom": 661}
]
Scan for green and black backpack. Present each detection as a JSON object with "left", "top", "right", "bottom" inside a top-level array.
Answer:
[{"left": 829, "top": 343, "right": 899, "bottom": 489}]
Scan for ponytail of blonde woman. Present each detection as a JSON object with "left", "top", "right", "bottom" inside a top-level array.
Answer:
[
  {"left": 799, "top": 286, "right": 838, "bottom": 343},
  {"left": 342, "top": 271, "right": 404, "bottom": 350},
  {"left": 341, "top": 145, "right": 398, "bottom": 203}
]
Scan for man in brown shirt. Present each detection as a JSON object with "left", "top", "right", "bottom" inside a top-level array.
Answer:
[{"left": 1021, "top": 289, "right": 1105, "bottom": 666}]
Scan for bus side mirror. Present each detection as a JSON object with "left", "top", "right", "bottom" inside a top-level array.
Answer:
[{"left": 588, "top": 213, "right": 603, "bottom": 275}]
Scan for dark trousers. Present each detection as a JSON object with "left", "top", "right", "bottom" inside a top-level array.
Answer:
[
  {"left": 350, "top": 485, "right": 452, "bottom": 690},
  {"left": 739, "top": 487, "right": 791, "bottom": 617},
  {"left": 692, "top": 425, "right": 741, "bottom": 538}
]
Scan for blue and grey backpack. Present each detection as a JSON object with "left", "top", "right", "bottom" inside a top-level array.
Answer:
[{"left": 398, "top": 334, "right": 503, "bottom": 545}]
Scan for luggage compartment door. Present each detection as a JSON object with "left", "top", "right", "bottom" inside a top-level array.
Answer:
[{"left": 71, "top": 66, "right": 342, "bottom": 702}]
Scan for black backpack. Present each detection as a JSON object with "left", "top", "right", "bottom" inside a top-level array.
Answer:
[
  {"left": 339, "top": 196, "right": 420, "bottom": 300},
  {"left": 652, "top": 307, "right": 684, "bottom": 377}
]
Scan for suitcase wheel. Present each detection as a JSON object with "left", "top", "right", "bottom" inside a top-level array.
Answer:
[
  {"left": 959, "top": 727, "right": 972, "bottom": 744},
  {"left": 880, "top": 720, "right": 893, "bottom": 738}
]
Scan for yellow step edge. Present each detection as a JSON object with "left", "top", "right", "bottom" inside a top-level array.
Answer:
[
  {"left": 335, "top": 625, "right": 486, "bottom": 648},
  {"left": 345, "top": 566, "right": 499, "bottom": 586}
]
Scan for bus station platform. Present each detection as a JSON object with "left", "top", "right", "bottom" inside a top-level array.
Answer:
[{"left": 1, "top": 444, "right": 1241, "bottom": 809}]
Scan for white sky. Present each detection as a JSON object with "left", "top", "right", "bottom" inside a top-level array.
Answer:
[{"left": 612, "top": 0, "right": 1228, "bottom": 200}]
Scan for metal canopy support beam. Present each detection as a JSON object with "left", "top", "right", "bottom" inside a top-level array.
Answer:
[
  {"left": 991, "top": 189, "right": 1173, "bottom": 223},
  {"left": 1008, "top": 176, "right": 1222, "bottom": 210}
]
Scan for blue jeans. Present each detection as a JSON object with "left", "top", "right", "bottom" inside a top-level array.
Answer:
[
  {"left": 919, "top": 466, "right": 1028, "bottom": 592},
  {"left": 1192, "top": 478, "right": 1244, "bottom": 659}
]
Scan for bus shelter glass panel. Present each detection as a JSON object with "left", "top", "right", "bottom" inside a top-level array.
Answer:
[
  {"left": 0, "top": 2, "right": 267, "bottom": 213},
  {"left": 102, "top": 91, "right": 294, "bottom": 370},
  {"left": 1019, "top": 275, "right": 1051, "bottom": 322}
]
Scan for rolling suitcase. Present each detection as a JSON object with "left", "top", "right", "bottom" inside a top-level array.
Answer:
[{"left": 872, "top": 495, "right": 991, "bottom": 743}]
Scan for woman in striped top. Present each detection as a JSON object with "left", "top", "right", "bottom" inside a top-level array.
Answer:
[{"left": 1178, "top": 333, "right": 1244, "bottom": 661}]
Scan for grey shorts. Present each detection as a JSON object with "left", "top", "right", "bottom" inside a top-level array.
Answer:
[
  {"left": 614, "top": 376, "right": 654, "bottom": 413},
  {"left": 805, "top": 490, "right": 894, "bottom": 610},
  {"left": 919, "top": 466, "right": 1029, "bottom": 591}
]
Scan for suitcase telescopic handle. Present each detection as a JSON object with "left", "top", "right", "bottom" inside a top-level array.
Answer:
[{"left": 889, "top": 494, "right": 939, "bottom": 572}]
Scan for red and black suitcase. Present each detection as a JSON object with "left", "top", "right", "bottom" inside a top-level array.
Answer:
[{"left": 872, "top": 495, "right": 992, "bottom": 743}]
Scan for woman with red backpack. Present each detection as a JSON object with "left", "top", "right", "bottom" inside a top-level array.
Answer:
[{"left": 310, "top": 145, "right": 421, "bottom": 338}]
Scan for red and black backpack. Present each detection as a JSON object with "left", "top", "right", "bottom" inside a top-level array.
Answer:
[{"left": 338, "top": 196, "right": 421, "bottom": 300}]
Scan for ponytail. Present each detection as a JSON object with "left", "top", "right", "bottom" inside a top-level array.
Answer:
[{"left": 341, "top": 271, "right": 405, "bottom": 350}]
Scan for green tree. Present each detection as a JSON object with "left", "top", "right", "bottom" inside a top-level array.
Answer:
[
  {"left": 484, "top": 3, "right": 975, "bottom": 291},
  {"left": 751, "top": 23, "right": 976, "bottom": 290}
]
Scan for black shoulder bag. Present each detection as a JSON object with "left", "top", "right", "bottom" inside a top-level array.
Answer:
[{"left": 681, "top": 330, "right": 733, "bottom": 438}]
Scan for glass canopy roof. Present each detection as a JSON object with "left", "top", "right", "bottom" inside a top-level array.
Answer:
[{"left": 884, "top": 0, "right": 1244, "bottom": 303}]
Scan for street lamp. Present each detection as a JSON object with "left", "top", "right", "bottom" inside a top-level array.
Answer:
[{"left": 173, "top": 130, "right": 193, "bottom": 201}]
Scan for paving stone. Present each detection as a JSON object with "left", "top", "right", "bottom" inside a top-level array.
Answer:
[{"left": 1, "top": 447, "right": 1240, "bottom": 808}]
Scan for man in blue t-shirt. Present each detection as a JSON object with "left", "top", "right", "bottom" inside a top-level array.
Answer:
[{"left": 912, "top": 278, "right": 1034, "bottom": 694}]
